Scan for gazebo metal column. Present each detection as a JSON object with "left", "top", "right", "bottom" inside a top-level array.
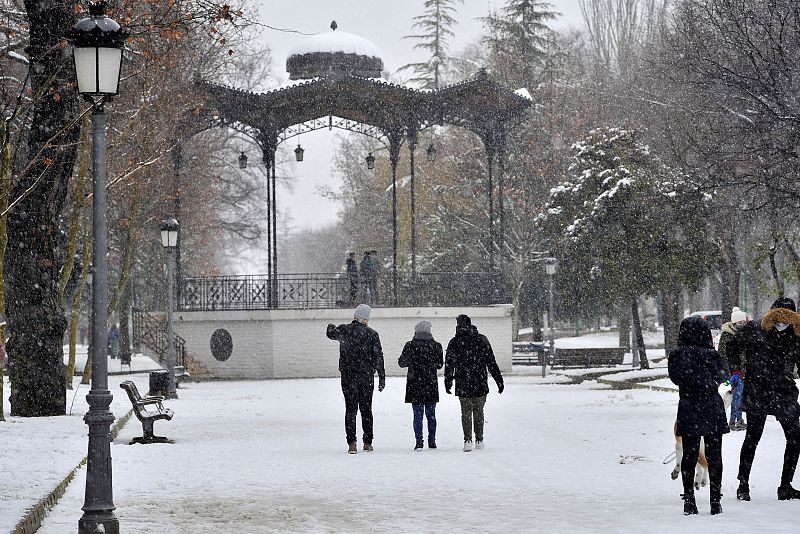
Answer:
[
  {"left": 497, "top": 125, "right": 507, "bottom": 277},
  {"left": 408, "top": 127, "right": 418, "bottom": 306},
  {"left": 262, "top": 145, "right": 274, "bottom": 308},
  {"left": 389, "top": 132, "right": 402, "bottom": 306},
  {"left": 485, "top": 138, "right": 496, "bottom": 274},
  {"left": 270, "top": 152, "right": 278, "bottom": 306}
]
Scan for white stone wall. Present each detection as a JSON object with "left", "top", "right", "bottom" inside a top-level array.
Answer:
[{"left": 174, "top": 305, "right": 513, "bottom": 380}]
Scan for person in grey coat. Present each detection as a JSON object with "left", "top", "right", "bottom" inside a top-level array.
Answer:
[{"left": 398, "top": 320, "right": 443, "bottom": 450}]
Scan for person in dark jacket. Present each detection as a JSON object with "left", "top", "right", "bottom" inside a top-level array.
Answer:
[
  {"left": 327, "top": 304, "right": 386, "bottom": 454},
  {"left": 399, "top": 320, "right": 443, "bottom": 450},
  {"left": 726, "top": 297, "right": 800, "bottom": 501},
  {"left": 444, "top": 314, "right": 504, "bottom": 452},
  {"left": 345, "top": 252, "right": 358, "bottom": 304},
  {"left": 668, "top": 316, "right": 730, "bottom": 515}
]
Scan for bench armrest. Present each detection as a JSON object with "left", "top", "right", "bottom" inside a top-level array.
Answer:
[{"left": 138, "top": 398, "right": 165, "bottom": 406}]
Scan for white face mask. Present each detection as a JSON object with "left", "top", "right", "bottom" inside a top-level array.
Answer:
[{"left": 775, "top": 322, "right": 790, "bottom": 332}]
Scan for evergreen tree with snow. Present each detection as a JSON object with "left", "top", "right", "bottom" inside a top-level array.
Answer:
[
  {"left": 482, "top": 0, "right": 557, "bottom": 88},
  {"left": 537, "top": 127, "right": 717, "bottom": 368},
  {"left": 400, "top": 0, "right": 464, "bottom": 89}
]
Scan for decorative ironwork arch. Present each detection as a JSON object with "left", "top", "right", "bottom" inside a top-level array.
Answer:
[{"left": 193, "top": 66, "right": 532, "bottom": 306}]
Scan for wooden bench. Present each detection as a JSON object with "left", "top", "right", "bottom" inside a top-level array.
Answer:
[
  {"left": 552, "top": 347, "right": 625, "bottom": 368},
  {"left": 119, "top": 380, "right": 174, "bottom": 444},
  {"left": 512, "top": 342, "right": 546, "bottom": 365}
]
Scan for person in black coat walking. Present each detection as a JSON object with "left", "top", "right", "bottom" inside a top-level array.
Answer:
[
  {"left": 444, "top": 314, "right": 503, "bottom": 452},
  {"left": 726, "top": 297, "right": 800, "bottom": 501},
  {"left": 345, "top": 252, "right": 358, "bottom": 304},
  {"left": 399, "top": 320, "right": 443, "bottom": 450},
  {"left": 668, "top": 316, "right": 730, "bottom": 515},
  {"left": 327, "top": 304, "right": 386, "bottom": 454}
]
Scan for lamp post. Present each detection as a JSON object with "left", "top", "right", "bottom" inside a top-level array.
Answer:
[
  {"left": 160, "top": 218, "right": 179, "bottom": 399},
  {"left": 544, "top": 258, "right": 558, "bottom": 378},
  {"left": 69, "top": 2, "right": 127, "bottom": 533}
]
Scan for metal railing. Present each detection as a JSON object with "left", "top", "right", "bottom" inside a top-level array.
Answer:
[
  {"left": 178, "top": 272, "right": 507, "bottom": 311},
  {"left": 131, "top": 307, "right": 186, "bottom": 369}
]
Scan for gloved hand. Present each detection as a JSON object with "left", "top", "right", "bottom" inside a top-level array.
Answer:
[
  {"left": 445, "top": 383, "right": 452, "bottom": 394},
  {"left": 729, "top": 373, "right": 740, "bottom": 387},
  {"left": 498, "top": 383, "right": 504, "bottom": 394},
  {"left": 378, "top": 377, "right": 385, "bottom": 392}
]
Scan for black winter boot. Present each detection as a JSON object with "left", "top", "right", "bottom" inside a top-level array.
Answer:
[
  {"left": 736, "top": 481, "right": 750, "bottom": 501},
  {"left": 681, "top": 493, "right": 698, "bottom": 515},
  {"left": 710, "top": 493, "right": 722, "bottom": 515},
  {"left": 777, "top": 484, "right": 800, "bottom": 500}
]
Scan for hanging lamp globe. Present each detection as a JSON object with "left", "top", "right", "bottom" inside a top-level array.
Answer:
[
  {"left": 365, "top": 152, "right": 375, "bottom": 170},
  {"left": 238, "top": 151, "right": 248, "bottom": 169},
  {"left": 426, "top": 143, "right": 437, "bottom": 162},
  {"left": 295, "top": 144, "right": 305, "bottom": 162}
]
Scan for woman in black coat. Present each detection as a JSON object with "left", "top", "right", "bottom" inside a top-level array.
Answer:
[
  {"left": 668, "top": 316, "right": 730, "bottom": 515},
  {"left": 398, "top": 320, "right": 443, "bottom": 450}
]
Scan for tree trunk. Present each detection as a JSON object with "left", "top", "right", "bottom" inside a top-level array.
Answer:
[
  {"left": 631, "top": 297, "right": 649, "bottom": 369},
  {"left": 768, "top": 238, "right": 784, "bottom": 298},
  {"left": 118, "top": 277, "right": 132, "bottom": 365},
  {"left": 618, "top": 304, "right": 630, "bottom": 351},
  {"left": 7, "top": 1, "right": 80, "bottom": 416},
  {"left": 65, "top": 223, "right": 91, "bottom": 388},
  {"left": 719, "top": 229, "right": 740, "bottom": 322},
  {"left": 661, "top": 290, "right": 681, "bottom": 356},
  {"left": 0, "top": 119, "right": 11, "bottom": 422}
]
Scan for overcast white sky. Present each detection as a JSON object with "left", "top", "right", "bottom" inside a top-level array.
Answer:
[{"left": 253, "top": 1, "right": 585, "bottom": 232}]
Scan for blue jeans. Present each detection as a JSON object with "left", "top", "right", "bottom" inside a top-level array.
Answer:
[
  {"left": 412, "top": 403, "right": 436, "bottom": 444},
  {"left": 731, "top": 380, "right": 744, "bottom": 423}
]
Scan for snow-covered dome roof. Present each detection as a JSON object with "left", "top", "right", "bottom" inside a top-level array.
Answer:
[{"left": 286, "top": 21, "right": 384, "bottom": 80}]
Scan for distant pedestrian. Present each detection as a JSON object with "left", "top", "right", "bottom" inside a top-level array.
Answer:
[
  {"left": 726, "top": 297, "right": 800, "bottom": 502},
  {"left": 668, "top": 316, "right": 730, "bottom": 515},
  {"left": 444, "top": 314, "right": 504, "bottom": 452},
  {"left": 398, "top": 320, "right": 443, "bottom": 450},
  {"left": 346, "top": 251, "right": 359, "bottom": 304},
  {"left": 360, "top": 251, "right": 378, "bottom": 305},
  {"left": 326, "top": 304, "right": 386, "bottom": 454},
  {"left": 109, "top": 323, "right": 121, "bottom": 360},
  {"left": 717, "top": 306, "right": 751, "bottom": 431}
]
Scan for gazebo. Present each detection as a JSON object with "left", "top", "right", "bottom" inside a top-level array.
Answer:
[{"left": 185, "top": 21, "right": 532, "bottom": 311}]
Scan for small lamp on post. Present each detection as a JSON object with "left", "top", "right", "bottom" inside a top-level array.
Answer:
[
  {"left": 238, "top": 151, "right": 248, "bottom": 169},
  {"left": 544, "top": 258, "right": 558, "bottom": 378},
  {"left": 294, "top": 144, "right": 304, "bottom": 162},
  {"left": 426, "top": 143, "right": 437, "bottom": 162},
  {"left": 160, "top": 217, "right": 179, "bottom": 401},
  {"left": 365, "top": 152, "right": 375, "bottom": 170},
  {"left": 69, "top": 2, "right": 128, "bottom": 533}
]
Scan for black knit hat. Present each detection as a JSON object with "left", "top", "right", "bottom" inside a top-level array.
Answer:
[{"left": 771, "top": 297, "right": 796, "bottom": 312}]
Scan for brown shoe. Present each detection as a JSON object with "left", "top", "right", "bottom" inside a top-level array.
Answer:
[
  {"left": 363, "top": 443, "right": 374, "bottom": 452},
  {"left": 348, "top": 442, "right": 357, "bottom": 454}
]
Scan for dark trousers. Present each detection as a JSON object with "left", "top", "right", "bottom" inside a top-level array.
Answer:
[
  {"left": 412, "top": 403, "right": 436, "bottom": 443},
  {"left": 681, "top": 434, "right": 723, "bottom": 498},
  {"left": 459, "top": 395, "right": 487, "bottom": 441},
  {"left": 342, "top": 377, "right": 374, "bottom": 444},
  {"left": 738, "top": 412, "right": 800, "bottom": 486}
]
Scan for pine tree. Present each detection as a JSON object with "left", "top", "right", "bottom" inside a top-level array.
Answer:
[
  {"left": 400, "top": 0, "right": 463, "bottom": 89},
  {"left": 537, "top": 127, "right": 717, "bottom": 368},
  {"left": 482, "top": 0, "right": 557, "bottom": 87}
]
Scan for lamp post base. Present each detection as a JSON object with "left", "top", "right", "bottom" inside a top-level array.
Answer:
[{"left": 78, "top": 512, "right": 119, "bottom": 534}]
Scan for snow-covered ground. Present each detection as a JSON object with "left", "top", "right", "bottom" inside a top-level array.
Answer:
[{"left": 3, "top": 368, "right": 799, "bottom": 533}]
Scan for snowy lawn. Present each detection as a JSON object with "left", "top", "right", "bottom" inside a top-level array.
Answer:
[{"left": 4, "top": 374, "right": 790, "bottom": 533}]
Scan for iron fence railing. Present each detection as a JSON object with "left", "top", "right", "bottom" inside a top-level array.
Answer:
[
  {"left": 178, "top": 272, "right": 507, "bottom": 311},
  {"left": 131, "top": 307, "right": 186, "bottom": 369}
]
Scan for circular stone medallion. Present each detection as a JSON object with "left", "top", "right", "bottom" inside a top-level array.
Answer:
[{"left": 210, "top": 328, "right": 233, "bottom": 361}]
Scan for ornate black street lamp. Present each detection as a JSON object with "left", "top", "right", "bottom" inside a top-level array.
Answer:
[
  {"left": 365, "top": 152, "right": 375, "bottom": 170},
  {"left": 294, "top": 144, "right": 304, "bottom": 162},
  {"left": 160, "top": 218, "right": 179, "bottom": 400},
  {"left": 426, "top": 143, "right": 437, "bottom": 162},
  {"left": 238, "top": 151, "right": 248, "bottom": 169},
  {"left": 69, "top": 2, "right": 127, "bottom": 533}
]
